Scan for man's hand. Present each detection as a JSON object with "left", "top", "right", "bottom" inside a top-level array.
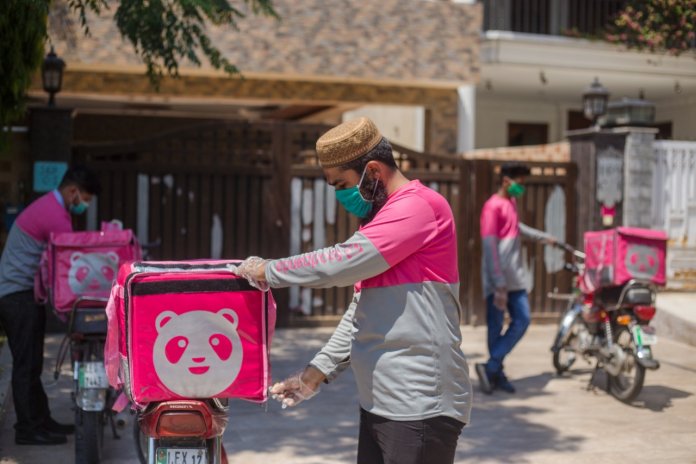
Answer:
[
  {"left": 233, "top": 256, "right": 269, "bottom": 291},
  {"left": 270, "top": 365, "right": 325, "bottom": 408},
  {"left": 493, "top": 288, "right": 508, "bottom": 311}
]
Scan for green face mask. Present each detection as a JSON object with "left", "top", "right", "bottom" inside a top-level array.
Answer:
[
  {"left": 507, "top": 182, "right": 525, "bottom": 198},
  {"left": 335, "top": 167, "right": 376, "bottom": 218}
]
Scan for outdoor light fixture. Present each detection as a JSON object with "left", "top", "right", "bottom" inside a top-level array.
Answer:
[
  {"left": 600, "top": 97, "right": 656, "bottom": 127},
  {"left": 582, "top": 77, "right": 609, "bottom": 126},
  {"left": 42, "top": 47, "right": 65, "bottom": 107}
]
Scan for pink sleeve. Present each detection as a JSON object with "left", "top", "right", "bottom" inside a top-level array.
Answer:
[
  {"left": 359, "top": 194, "right": 437, "bottom": 267},
  {"left": 480, "top": 201, "right": 500, "bottom": 238}
]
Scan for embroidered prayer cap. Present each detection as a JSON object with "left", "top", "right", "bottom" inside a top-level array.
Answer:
[{"left": 316, "top": 117, "right": 383, "bottom": 168}]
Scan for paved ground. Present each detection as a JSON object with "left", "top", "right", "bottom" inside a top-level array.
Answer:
[
  {"left": 655, "top": 292, "right": 696, "bottom": 347},
  {"left": 1, "top": 322, "right": 695, "bottom": 464}
]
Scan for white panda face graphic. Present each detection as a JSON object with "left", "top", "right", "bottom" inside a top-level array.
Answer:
[
  {"left": 68, "top": 252, "right": 119, "bottom": 294},
  {"left": 152, "top": 309, "right": 244, "bottom": 397}
]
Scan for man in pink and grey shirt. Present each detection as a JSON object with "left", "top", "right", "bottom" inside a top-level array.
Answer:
[
  {"left": 0, "top": 165, "right": 100, "bottom": 445},
  {"left": 236, "top": 117, "right": 471, "bottom": 464},
  {"left": 475, "top": 162, "right": 556, "bottom": 395}
]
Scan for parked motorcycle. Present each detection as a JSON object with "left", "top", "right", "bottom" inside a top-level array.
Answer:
[
  {"left": 54, "top": 296, "right": 119, "bottom": 464},
  {"left": 550, "top": 243, "right": 660, "bottom": 403},
  {"left": 105, "top": 259, "right": 273, "bottom": 464},
  {"left": 134, "top": 399, "right": 229, "bottom": 464}
]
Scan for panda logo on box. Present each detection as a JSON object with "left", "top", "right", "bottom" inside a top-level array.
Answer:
[
  {"left": 68, "top": 252, "right": 119, "bottom": 294},
  {"left": 152, "top": 308, "right": 244, "bottom": 397}
]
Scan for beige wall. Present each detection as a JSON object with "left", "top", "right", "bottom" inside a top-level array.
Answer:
[
  {"left": 475, "top": 96, "right": 579, "bottom": 149},
  {"left": 476, "top": 93, "right": 696, "bottom": 148},
  {"left": 342, "top": 105, "right": 426, "bottom": 152},
  {"left": 656, "top": 97, "right": 696, "bottom": 141}
]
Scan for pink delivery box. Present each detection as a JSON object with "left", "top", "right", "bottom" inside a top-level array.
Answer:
[
  {"left": 104, "top": 260, "right": 276, "bottom": 407},
  {"left": 35, "top": 229, "right": 141, "bottom": 316},
  {"left": 583, "top": 227, "right": 667, "bottom": 289}
]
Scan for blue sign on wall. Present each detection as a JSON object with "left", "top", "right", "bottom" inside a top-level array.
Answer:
[{"left": 33, "top": 161, "right": 68, "bottom": 193}]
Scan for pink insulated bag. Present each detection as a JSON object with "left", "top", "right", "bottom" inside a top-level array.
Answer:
[
  {"left": 104, "top": 260, "right": 276, "bottom": 407},
  {"left": 583, "top": 227, "right": 667, "bottom": 290},
  {"left": 35, "top": 229, "right": 142, "bottom": 317}
]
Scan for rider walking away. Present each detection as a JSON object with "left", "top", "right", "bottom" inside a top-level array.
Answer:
[{"left": 476, "top": 162, "right": 557, "bottom": 394}]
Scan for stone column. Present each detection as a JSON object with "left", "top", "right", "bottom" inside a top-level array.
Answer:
[
  {"left": 622, "top": 128, "right": 658, "bottom": 227},
  {"left": 567, "top": 126, "right": 658, "bottom": 245}
]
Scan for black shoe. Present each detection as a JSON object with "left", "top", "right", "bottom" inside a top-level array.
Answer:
[
  {"left": 43, "top": 417, "right": 75, "bottom": 435},
  {"left": 496, "top": 371, "right": 516, "bottom": 393},
  {"left": 15, "top": 429, "right": 68, "bottom": 445},
  {"left": 475, "top": 363, "right": 493, "bottom": 394}
]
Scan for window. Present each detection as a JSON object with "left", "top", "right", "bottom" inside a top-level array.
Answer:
[
  {"left": 507, "top": 122, "right": 549, "bottom": 147},
  {"left": 567, "top": 110, "right": 592, "bottom": 131}
]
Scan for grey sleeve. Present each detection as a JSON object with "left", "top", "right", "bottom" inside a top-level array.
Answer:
[
  {"left": 519, "top": 223, "right": 556, "bottom": 242},
  {"left": 308, "top": 293, "right": 358, "bottom": 382},
  {"left": 265, "top": 232, "right": 390, "bottom": 289},
  {"left": 482, "top": 235, "right": 507, "bottom": 290}
]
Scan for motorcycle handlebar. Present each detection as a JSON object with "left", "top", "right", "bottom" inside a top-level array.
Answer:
[{"left": 551, "top": 241, "right": 586, "bottom": 260}]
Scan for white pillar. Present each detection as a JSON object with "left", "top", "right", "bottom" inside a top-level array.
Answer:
[{"left": 457, "top": 84, "right": 476, "bottom": 153}]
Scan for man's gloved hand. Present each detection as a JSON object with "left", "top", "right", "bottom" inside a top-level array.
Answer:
[
  {"left": 270, "top": 367, "right": 324, "bottom": 409},
  {"left": 230, "top": 256, "right": 269, "bottom": 291}
]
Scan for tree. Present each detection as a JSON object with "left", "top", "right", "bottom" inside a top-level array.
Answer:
[
  {"left": 606, "top": 0, "right": 696, "bottom": 56},
  {"left": 0, "top": 0, "right": 277, "bottom": 143}
]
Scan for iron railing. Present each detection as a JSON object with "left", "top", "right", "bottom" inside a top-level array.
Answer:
[{"left": 483, "top": 0, "right": 627, "bottom": 36}]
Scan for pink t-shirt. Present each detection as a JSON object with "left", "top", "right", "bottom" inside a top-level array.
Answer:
[
  {"left": 0, "top": 192, "right": 72, "bottom": 298},
  {"left": 359, "top": 180, "right": 459, "bottom": 288}
]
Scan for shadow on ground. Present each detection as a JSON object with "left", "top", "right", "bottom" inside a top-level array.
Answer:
[{"left": 458, "top": 371, "right": 585, "bottom": 463}]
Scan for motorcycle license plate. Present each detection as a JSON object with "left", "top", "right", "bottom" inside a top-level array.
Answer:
[
  {"left": 77, "top": 362, "right": 109, "bottom": 389},
  {"left": 156, "top": 448, "right": 208, "bottom": 464},
  {"left": 632, "top": 325, "right": 658, "bottom": 346}
]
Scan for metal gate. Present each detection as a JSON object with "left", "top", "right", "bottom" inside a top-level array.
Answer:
[{"left": 75, "top": 121, "right": 577, "bottom": 326}]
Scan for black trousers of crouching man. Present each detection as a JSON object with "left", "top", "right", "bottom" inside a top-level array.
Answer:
[
  {"left": 0, "top": 290, "right": 51, "bottom": 434},
  {"left": 357, "top": 408, "right": 464, "bottom": 464}
]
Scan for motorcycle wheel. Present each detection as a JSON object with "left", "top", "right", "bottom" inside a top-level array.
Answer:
[
  {"left": 75, "top": 409, "right": 103, "bottom": 464},
  {"left": 607, "top": 326, "right": 646, "bottom": 403},
  {"left": 133, "top": 420, "right": 148, "bottom": 464},
  {"left": 552, "top": 315, "right": 581, "bottom": 374}
]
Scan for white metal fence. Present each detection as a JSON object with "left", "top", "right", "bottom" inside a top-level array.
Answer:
[{"left": 653, "top": 140, "right": 696, "bottom": 286}]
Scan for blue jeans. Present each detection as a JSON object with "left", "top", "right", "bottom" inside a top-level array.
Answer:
[{"left": 485, "top": 289, "right": 531, "bottom": 374}]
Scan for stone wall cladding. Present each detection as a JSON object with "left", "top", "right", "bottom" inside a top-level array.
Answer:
[{"left": 49, "top": 0, "right": 480, "bottom": 84}]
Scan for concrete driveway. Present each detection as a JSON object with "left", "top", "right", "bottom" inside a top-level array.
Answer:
[{"left": 1, "top": 324, "right": 695, "bottom": 463}]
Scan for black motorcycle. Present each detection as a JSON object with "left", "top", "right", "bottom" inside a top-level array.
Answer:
[
  {"left": 54, "top": 296, "right": 120, "bottom": 463},
  {"left": 550, "top": 244, "right": 660, "bottom": 403}
]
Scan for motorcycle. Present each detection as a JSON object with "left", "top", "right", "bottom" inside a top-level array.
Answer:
[
  {"left": 54, "top": 296, "right": 120, "bottom": 464},
  {"left": 550, "top": 243, "right": 660, "bottom": 403},
  {"left": 134, "top": 399, "right": 229, "bottom": 464}
]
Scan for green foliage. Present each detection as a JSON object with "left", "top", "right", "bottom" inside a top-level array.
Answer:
[
  {"left": 607, "top": 0, "right": 696, "bottom": 56},
  {"left": 0, "top": 0, "right": 277, "bottom": 143},
  {"left": 0, "top": 0, "right": 49, "bottom": 146}
]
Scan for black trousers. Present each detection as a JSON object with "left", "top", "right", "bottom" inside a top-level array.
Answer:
[
  {"left": 357, "top": 408, "right": 464, "bottom": 464},
  {"left": 0, "top": 290, "right": 51, "bottom": 434}
]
